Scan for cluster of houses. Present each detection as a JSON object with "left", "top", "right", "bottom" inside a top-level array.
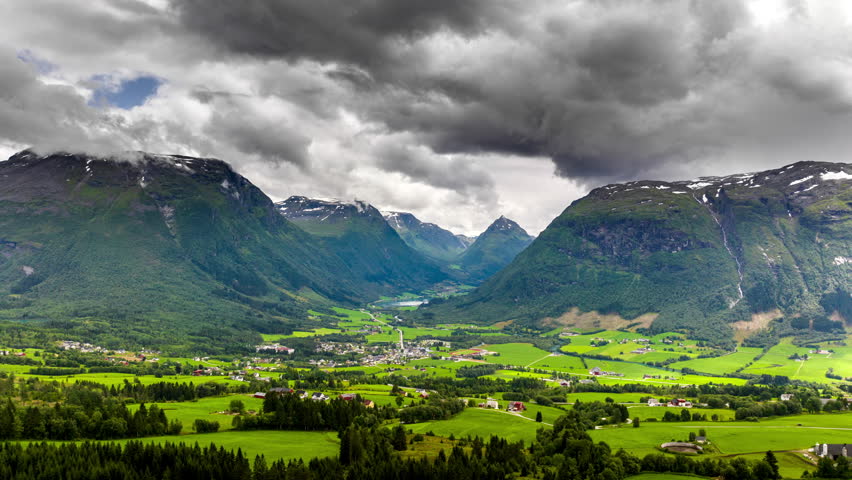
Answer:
[
  {"left": 0, "top": 350, "right": 27, "bottom": 357},
  {"left": 809, "top": 349, "right": 831, "bottom": 355},
  {"left": 58, "top": 340, "right": 106, "bottom": 353},
  {"left": 251, "top": 389, "right": 375, "bottom": 408},
  {"left": 254, "top": 344, "right": 294, "bottom": 354},
  {"left": 589, "top": 366, "right": 624, "bottom": 377},
  {"left": 643, "top": 374, "right": 678, "bottom": 380},
  {"left": 631, "top": 347, "right": 655, "bottom": 354},
  {"left": 646, "top": 398, "right": 694, "bottom": 408},
  {"left": 475, "top": 398, "right": 526, "bottom": 412}
]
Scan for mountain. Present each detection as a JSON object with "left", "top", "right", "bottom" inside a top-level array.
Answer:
[
  {"left": 456, "top": 234, "right": 477, "bottom": 248},
  {"left": 426, "top": 162, "right": 852, "bottom": 344},
  {"left": 383, "top": 211, "right": 468, "bottom": 262},
  {"left": 0, "top": 151, "right": 390, "bottom": 351},
  {"left": 456, "top": 216, "right": 534, "bottom": 282},
  {"left": 276, "top": 197, "right": 446, "bottom": 292}
]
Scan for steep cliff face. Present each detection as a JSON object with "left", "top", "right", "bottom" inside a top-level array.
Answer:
[{"left": 426, "top": 162, "right": 852, "bottom": 341}]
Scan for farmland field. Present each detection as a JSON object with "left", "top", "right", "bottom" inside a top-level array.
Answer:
[
  {"left": 16, "top": 430, "right": 340, "bottom": 464},
  {"left": 668, "top": 348, "right": 763, "bottom": 375},
  {"left": 406, "top": 408, "right": 544, "bottom": 444}
]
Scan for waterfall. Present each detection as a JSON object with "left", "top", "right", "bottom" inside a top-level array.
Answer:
[{"left": 692, "top": 194, "right": 744, "bottom": 307}]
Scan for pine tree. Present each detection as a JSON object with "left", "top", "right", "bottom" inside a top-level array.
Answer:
[
  {"left": 535, "top": 411, "right": 543, "bottom": 422},
  {"left": 392, "top": 425, "right": 407, "bottom": 451},
  {"left": 764, "top": 451, "right": 780, "bottom": 480}
]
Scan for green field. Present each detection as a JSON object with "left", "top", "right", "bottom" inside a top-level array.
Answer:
[
  {"left": 406, "top": 408, "right": 545, "bottom": 444},
  {"left": 668, "top": 348, "right": 763, "bottom": 375},
  {"left": 483, "top": 343, "right": 553, "bottom": 366},
  {"left": 128, "top": 394, "right": 265, "bottom": 433},
  {"left": 590, "top": 412, "right": 852, "bottom": 458},
  {"left": 11, "top": 430, "right": 340, "bottom": 463},
  {"left": 739, "top": 340, "right": 852, "bottom": 383}
]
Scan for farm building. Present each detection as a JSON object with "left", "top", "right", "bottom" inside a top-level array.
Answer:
[
  {"left": 647, "top": 398, "right": 662, "bottom": 407},
  {"left": 589, "top": 367, "right": 603, "bottom": 376},
  {"left": 479, "top": 398, "right": 499, "bottom": 409},
  {"left": 668, "top": 399, "right": 693, "bottom": 408},
  {"left": 253, "top": 392, "right": 266, "bottom": 399},
  {"left": 339, "top": 393, "right": 357, "bottom": 401},
  {"left": 780, "top": 393, "right": 794, "bottom": 401},
  {"left": 363, "top": 400, "right": 375, "bottom": 408},
  {"left": 815, "top": 443, "right": 850, "bottom": 459},
  {"left": 311, "top": 392, "right": 329, "bottom": 401},
  {"left": 507, "top": 401, "right": 526, "bottom": 412}
]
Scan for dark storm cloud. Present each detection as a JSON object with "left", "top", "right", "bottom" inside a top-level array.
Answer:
[
  {"left": 171, "top": 0, "right": 503, "bottom": 69},
  {"left": 174, "top": 0, "right": 801, "bottom": 182}
]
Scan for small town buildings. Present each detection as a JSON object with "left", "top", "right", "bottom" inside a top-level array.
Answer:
[
  {"left": 507, "top": 401, "right": 526, "bottom": 412},
  {"left": 255, "top": 344, "right": 294, "bottom": 354},
  {"left": 815, "top": 443, "right": 850, "bottom": 459}
]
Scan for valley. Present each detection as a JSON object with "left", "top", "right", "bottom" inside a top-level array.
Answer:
[{"left": 1, "top": 153, "right": 850, "bottom": 480}]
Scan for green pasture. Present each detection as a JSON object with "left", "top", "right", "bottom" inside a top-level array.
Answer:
[
  {"left": 590, "top": 412, "right": 852, "bottom": 458},
  {"left": 483, "top": 343, "right": 553, "bottom": 366},
  {"left": 736, "top": 452, "right": 815, "bottom": 479},
  {"left": 12, "top": 430, "right": 340, "bottom": 464},
  {"left": 128, "top": 394, "right": 265, "bottom": 433},
  {"left": 669, "top": 348, "right": 763, "bottom": 376},
  {"left": 406, "top": 407, "right": 546, "bottom": 444}
]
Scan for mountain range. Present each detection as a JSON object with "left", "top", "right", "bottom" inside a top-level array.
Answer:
[
  {"left": 0, "top": 151, "right": 532, "bottom": 350},
  {"left": 426, "top": 161, "right": 852, "bottom": 344}
]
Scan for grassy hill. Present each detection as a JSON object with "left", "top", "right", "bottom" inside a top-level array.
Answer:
[
  {"left": 0, "top": 152, "right": 409, "bottom": 352},
  {"left": 423, "top": 162, "right": 852, "bottom": 344}
]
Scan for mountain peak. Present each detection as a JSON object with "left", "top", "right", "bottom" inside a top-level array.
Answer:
[
  {"left": 276, "top": 196, "right": 381, "bottom": 225},
  {"left": 382, "top": 210, "right": 469, "bottom": 262},
  {"left": 487, "top": 215, "right": 527, "bottom": 235}
]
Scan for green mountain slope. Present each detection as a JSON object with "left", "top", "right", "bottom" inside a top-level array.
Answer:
[
  {"left": 0, "top": 151, "right": 382, "bottom": 351},
  {"left": 425, "top": 162, "right": 852, "bottom": 343},
  {"left": 276, "top": 197, "right": 447, "bottom": 292},
  {"left": 383, "top": 211, "right": 468, "bottom": 262},
  {"left": 456, "top": 216, "right": 534, "bottom": 282}
]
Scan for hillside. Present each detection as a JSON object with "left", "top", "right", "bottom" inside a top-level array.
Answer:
[
  {"left": 456, "top": 216, "right": 534, "bottom": 282},
  {"left": 383, "top": 211, "right": 469, "bottom": 262},
  {"left": 276, "top": 197, "right": 447, "bottom": 292},
  {"left": 0, "top": 151, "right": 388, "bottom": 351},
  {"left": 425, "top": 162, "right": 852, "bottom": 343}
]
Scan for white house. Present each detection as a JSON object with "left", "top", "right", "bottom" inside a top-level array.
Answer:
[
  {"left": 647, "top": 398, "right": 661, "bottom": 407},
  {"left": 780, "top": 394, "right": 794, "bottom": 401}
]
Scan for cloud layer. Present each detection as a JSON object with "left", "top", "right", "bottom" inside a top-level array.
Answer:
[{"left": 2, "top": 0, "right": 852, "bottom": 234}]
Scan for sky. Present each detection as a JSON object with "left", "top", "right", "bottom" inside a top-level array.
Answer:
[{"left": 2, "top": 1, "right": 852, "bottom": 235}]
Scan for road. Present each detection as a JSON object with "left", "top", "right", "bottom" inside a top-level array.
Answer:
[{"left": 363, "top": 309, "right": 404, "bottom": 350}]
